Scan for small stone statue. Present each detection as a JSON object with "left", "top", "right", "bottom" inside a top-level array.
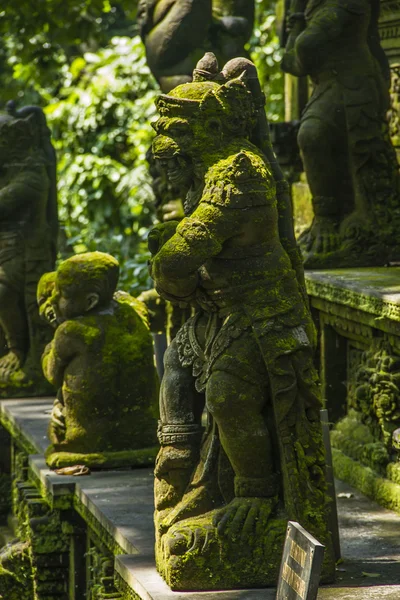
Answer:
[
  {"left": 281, "top": 0, "right": 400, "bottom": 267},
  {"left": 0, "top": 102, "right": 58, "bottom": 396},
  {"left": 40, "top": 252, "right": 159, "bottom": 469},
  {"left": 149, "top": 53, "right": 334, "bottom": 590}
]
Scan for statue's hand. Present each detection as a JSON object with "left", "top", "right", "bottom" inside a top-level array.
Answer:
[
  {"left": 148, "top": 221, "right": 179, "bottom": 256},
  {"left": 212, "top": 496, "right": 277, "bottom": 542},
  {"left": 161, "top": 199, "right": 185, "bottom": 222},
  {"left": 155, "top": 444, "right": 197, "bottom": 479}
]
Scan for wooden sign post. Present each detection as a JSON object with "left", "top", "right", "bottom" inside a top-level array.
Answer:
[{"left": 276, "top": 521, "right": 325, "bottom": 600}]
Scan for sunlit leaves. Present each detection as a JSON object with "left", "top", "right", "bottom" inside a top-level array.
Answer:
[{"left": 46, "top": 35, "right": 158, "bottom": 293}]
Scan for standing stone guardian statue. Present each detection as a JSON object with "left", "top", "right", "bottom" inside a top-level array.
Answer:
[
  {"left": 0, "top": 102, "right": 58, "bottom": 396},
  {"left": 149, "top": 53, "right": 335, "bottom": 590},
  {"left": 282, "top": 0, "right": 400, "bottom": 267}
]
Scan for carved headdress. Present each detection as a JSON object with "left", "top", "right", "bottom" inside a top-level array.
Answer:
[{"left": 155, "top": 53, "right": 257, "bottom": 138}]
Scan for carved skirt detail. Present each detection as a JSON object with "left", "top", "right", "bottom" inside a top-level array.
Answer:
[{"left": 175, "top": 310, "right": 252, "bottom": 393}]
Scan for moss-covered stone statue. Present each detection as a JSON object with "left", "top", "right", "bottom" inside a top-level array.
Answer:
[
  {"left": 0, "top": 102, "right": 58, "bottom": 396},
  {"left": 148, "top": 53, "right": 335, "bottom": 590},
  {"left": 281, "top": 0, "right": 400, "bottom": 267},
  {"left": 39, "top": 252, "right": 159, "bottom": 469}
]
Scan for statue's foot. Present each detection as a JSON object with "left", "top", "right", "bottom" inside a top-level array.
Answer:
[
  {"left": 158, "top": 483, "right": 218, "bottom": 534},
  {"left": 213, "top": 496, "right": 278, "bottom": 542},
  {"left": 299, "top": 217, "right": 340, "bottom": 255},
  {"left": 158, "top": 501, "right": 286, "bottom": 590},
  {"left": 166, "top": 521, "right": 215, "bottom": 557},
  {"left": 0, "top": 350, "right": 24, "bottom": 381}
]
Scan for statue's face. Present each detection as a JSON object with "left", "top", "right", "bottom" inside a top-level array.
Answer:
[
  {"left": 152, "top": 117, "right": 196, "bottom": 188},
  {"left": 50, "top": 283, "right": 99, "bottom": 323},
  {"left": 37, "top": 273, "right": 57, "bottom": 327}
]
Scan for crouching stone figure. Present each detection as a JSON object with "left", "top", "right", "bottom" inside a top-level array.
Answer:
[
  {"left": 39, "top": 252, "right": 159, "bottom": 469},
  {"left": 149, "top": 53, "right": 335, "bottom": 590}
]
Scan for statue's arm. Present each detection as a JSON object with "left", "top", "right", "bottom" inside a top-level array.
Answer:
[
  {"left": 41, "top": 322, "right": 83, "bottom": 388},
  {"left": 144, "top": 0, "right": 212, "bottom": 72},
  {"left": 151, "top": 201, "right": 239, "bottom": 300},
  {"left": 0, "top": 176, "right": 35, "bottom": 218},
  {"left": 282, "top": 5, "right": 351, "bottom": 76}
]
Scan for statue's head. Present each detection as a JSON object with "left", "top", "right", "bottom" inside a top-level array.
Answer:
[
  {"left": 51, "top": 252, "right": 119, "bottom": 322},
  {"left": 0, "top": 104, "right": 48, "bottom": 165},
  {"left": 37, "top": 271, "right": 57, "bottom": 327},
  {"left": 152, "top": 53, "right": 256, "bottom": 187}
]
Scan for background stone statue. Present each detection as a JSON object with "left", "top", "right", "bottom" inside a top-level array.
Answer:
[
  {"left": 148, "top": 53, "right": 334, "bottom": 590},
  {"left": 0, "top": 102, "right": 58, "bottom": 396},
  {"left": 282, "top": 0, "right": 400, "bottom": 267},
  {"left": 40, "top": 252, "right": 159, "bottom": 469},
  {"left": 138, "top": 0, "right": 255, "bottom": 93}
]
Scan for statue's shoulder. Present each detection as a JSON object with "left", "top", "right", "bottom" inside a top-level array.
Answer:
[
  {"left": 204, "top": 149, "right": 275, "bottom": 208},
  {"left": 55, "top": 318, "right": 101, "bottom": 346},
  {"left": 333, "top": 0, "right": 367, "bottom": 16},
  {"left": 114, "top": 291, "right": 150, "bottom": 330}
]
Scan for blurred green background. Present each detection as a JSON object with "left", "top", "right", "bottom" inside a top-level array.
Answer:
[{"left": 0, "top": 0, "right": 283, "bottom": 294}]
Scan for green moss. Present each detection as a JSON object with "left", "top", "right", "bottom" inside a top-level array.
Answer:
[
  {"left": 332, "top": 448, "right": 400, "bottom": 513},
  {"left": 43, "top": 252, "right": 159, "bottom": 468},
  {"left": 331, "top": 411, "right": 389, "bottom": 473},
  {"left": 45, "top": 445, "right": 158, "bottom": 469},
  {"left": 156, "top": 510, "right": 287, "bottom": 590},
  {"left": 114, "top": 573, "right": 141, "bottom": 600},
  {"left": 57, "top": 251, "right": 119, "bottom": 295},
  {"left": 0, "top": 541, "right": 33, "bottom": 600},
  {"left": 0, "top": 473, "right": 11, "bottom": 516}
]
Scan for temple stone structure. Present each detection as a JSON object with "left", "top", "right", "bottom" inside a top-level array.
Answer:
[{"left": 305, "top": 268, "right": 400, "bottom": 512}]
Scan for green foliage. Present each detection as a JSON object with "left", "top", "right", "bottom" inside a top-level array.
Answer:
[
  {"left": 47, "top": 36, "right": 158, "bottom": 294},
  {"left": 1, "top": 0, "right": 285, "bottom": 292},
  {"left": 0, "top": 0, "right": 136, "bottom": 101},
  {"left": 249, "top": 0, "right": 284, "bottom": 122}
]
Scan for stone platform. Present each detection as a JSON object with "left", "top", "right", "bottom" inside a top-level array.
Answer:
[
  {"left": 305, "top": 268, "right": 400, "bottom": 514},
  {"left": 1, "top": 398, "right": 400, "bottom": 598}
]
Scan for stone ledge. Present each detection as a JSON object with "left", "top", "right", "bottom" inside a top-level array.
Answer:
[
  {"left": 115, "top": 555, "right": 272, "bottom": 600},
  {"left": 0, "top": 397, "right": 52, "bottom": 454},
  {"left": 305, "top": 268, "right": 400, "bottom": 323},
  {"left": 332, "top": 448, "right": 400, "bottom": 513}
]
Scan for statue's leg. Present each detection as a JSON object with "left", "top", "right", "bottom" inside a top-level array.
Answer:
[
  {"left": 297, "top": 111, "right": 352, "bottom": 255},
  {"left": 205, "top": 334, "right": 279, "bottom": 538},
  {"left": 207, "top": 369, "right": 272, "bottom": 479},
  {"left": 0, "top": 282, "right": 28, "bottom": 376}
]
